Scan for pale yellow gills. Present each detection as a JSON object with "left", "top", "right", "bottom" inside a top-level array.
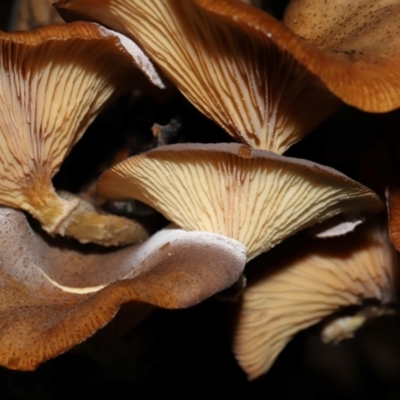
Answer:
[
  {"left": 0, "top": 22, "right": 165, "bottom": 246},
  {"left": 97, "top": 143, "right": 383, "bottom": 261},
  {"left": 54, "top": 0, "right": 340, "bottom": 153},
  {"left": 56, "top": 0, "right": 400, "bottom": 152},
  {"left": 0, "top": 206, "right": 245, "bottom": 370},
  {"left": 233, "top": 221, "right": 398, "bottom": 380}
]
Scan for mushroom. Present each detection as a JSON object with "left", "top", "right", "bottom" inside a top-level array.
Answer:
[
  {"left": 11, "top": 0, "right": 64, "bottom": 31},
  {"left": 0, "top": 21, "right": 165, "bottom": 246},
  {"left": 0, "top": 206, "right": 246, "bottom": 370},
  {"left": 97, "top": 143, "right": 383, "bottom": 261},
  {"left": 55, "top": 0, "right": 400, "bottom": 153},
  {"left": 233, "top": 220, "right": 398, "bottom": 380},
  {"left": 367, "top": 111, "right": 400, "bottom": 252},
  {"left": 387, "top": 181, "right": 400, "bottom": 252}
]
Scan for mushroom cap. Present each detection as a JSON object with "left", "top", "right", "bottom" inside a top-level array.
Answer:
[
  {"left": 0, "top": 206, "right": 246, "bottom": 370},
  {"left": 0, "top": 21, "right": 163, "bottom": 216},
  {"left": 98, "top": 143, "right": 383, "bottom": 260},
  {"left": 283, "top": 0, "right": 400, "bottom": 112},
  {"left": 55, "top": 0, "right": 400, "bottom": 152},
  {"left": 387, "top": 181, "right": 400, "bottom": 252},
  {"left": 233, "top": 221, "right": 398, "bottom": 380},
  {"left": 54, "top": 0, "right": 340, "bottom": 153}
]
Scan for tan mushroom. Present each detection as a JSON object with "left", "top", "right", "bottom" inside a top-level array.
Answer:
[
  {"left": 233, "top": 220, "right": 398, "bottom": 380},
  {"left": 97, "top": 143, "right": 383, "bottom": 261},
  {"left": 12, "top": 0, "right": 64, "bottom": 31},
  {"left": 55, "top": 0, "right": 400, "bottom": 153},
  {"left": 0, "top": 21, "right": 165, "bottom": 246},
  {"left": 0, "top": 206, "right": 246, "bottom": 370}
]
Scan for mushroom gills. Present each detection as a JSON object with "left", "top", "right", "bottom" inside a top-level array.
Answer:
[{"left": 98, "top": 142, "right": 383, "bottom": 260}]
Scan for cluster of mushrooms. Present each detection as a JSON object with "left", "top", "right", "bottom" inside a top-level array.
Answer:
[{"left": 1, "top": 0, "right": 400, "bottom": 381}]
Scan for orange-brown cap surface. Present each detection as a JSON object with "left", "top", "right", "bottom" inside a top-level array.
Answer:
[{"left": 0, "top": 207, "right": 246, "bottom": 370}]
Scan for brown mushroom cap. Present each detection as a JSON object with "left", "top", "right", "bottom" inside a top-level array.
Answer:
[
  {"left": 283, "top": 0, "right": 400, "bottom": 112},
  {"left": 387, "top": 181, "right": 400, "bottom": 252},
  {"left": 0, "top": 21, "right": 164, "bottom": 245},
  {"left": 233, "top": 221, "right": 398, "bottom": 380},
  {"left": 0, "top": 206, "right": 246, "bottom": 370},
  {"left": 55, "top": 0, "right": 400, "bottom": 152},
  {"left": 98, "top": 143, "right": 383, "bottom": 261},
  {"left": 54, "top": 0, "right": 340, "bottom": 153}
]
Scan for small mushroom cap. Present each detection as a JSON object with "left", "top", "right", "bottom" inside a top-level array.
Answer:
[
  {"left": 0, "top": 207, "right": 246, "bottom": 370},
  {"left": 233, "top": 221, "right": 398, "bottom": 380},
  {"left": 98, "top": 143, "right": 383, "bottom": 260},
  {"left": 56, "top": 0, "right": 400, "bottom": 152}
]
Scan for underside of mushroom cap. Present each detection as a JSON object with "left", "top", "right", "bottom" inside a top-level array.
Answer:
[
  {"left": 233, "top": 220, "right": 398, "bottom": 380},
  {"left": 55, "top": 0, "right": 400, "bottom": 154},
  {"left": 0, "top": 206, "right": 246, "bottom": 370},
  {"left": 98, "top": 143, "right": 383, "bottom": 260},
  {"left": 0, "top": 22, "right": 164, "bottom": 245},
  {"left": 0, "top": 21, "right": 163, "bottom": 211},
  {"left": 54, "top": 0, "right": 340, "bottom": 154}
]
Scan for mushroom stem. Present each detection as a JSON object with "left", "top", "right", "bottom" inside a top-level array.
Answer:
[
  {"left": 25, "top": 182, "right": 148, "bottom": 246},
  {"left": 321, "top": 304, "right": 397, "bottom": 344},
  {"left": 62, "top": 206, "right": 149, "bottom": 246},
  {"left": 22, "top": 175, "right": 79, "bottom": 234}
]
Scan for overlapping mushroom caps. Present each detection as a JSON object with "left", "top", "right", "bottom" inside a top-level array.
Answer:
[
  {"left": 0, "top": 206, "right": 246, "bottom": 370},
  {"left": 0, "top": 21, "right": 166, "bottom": 246},
  {"left": 55, "top": 0, "right": 400, "bottom": 153},
  {"left": 97, "top": 143, "right": 383, "bottom": 261},
  {"left": 233, "top": 221, "right": 398, "bottom": 380}
]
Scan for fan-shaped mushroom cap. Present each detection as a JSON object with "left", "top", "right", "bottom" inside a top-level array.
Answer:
[
  {"left": 385, "top": 167, "right": 400, "bottom": 252},
  {"left": 55, "top": 0, "right": 400, "bottom": 152},
  {"left": 233, "top": 221, "right": 398, "bottom": 380},
  {"left": 54, "top": 0, "right": 340, "bottom": 153},
  {"left": 98, "top": 143, "right": 383, "bottom": 261},
  {"left": 0, "top": 206, "right": 245, "bottom": 370},
  {"left": 0, "top": 21, "right": 164, "bottom": 245}
]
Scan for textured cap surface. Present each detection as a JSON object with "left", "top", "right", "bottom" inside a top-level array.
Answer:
[{"left": 0, "top": 207, "right": 245, "bottom": 370}]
